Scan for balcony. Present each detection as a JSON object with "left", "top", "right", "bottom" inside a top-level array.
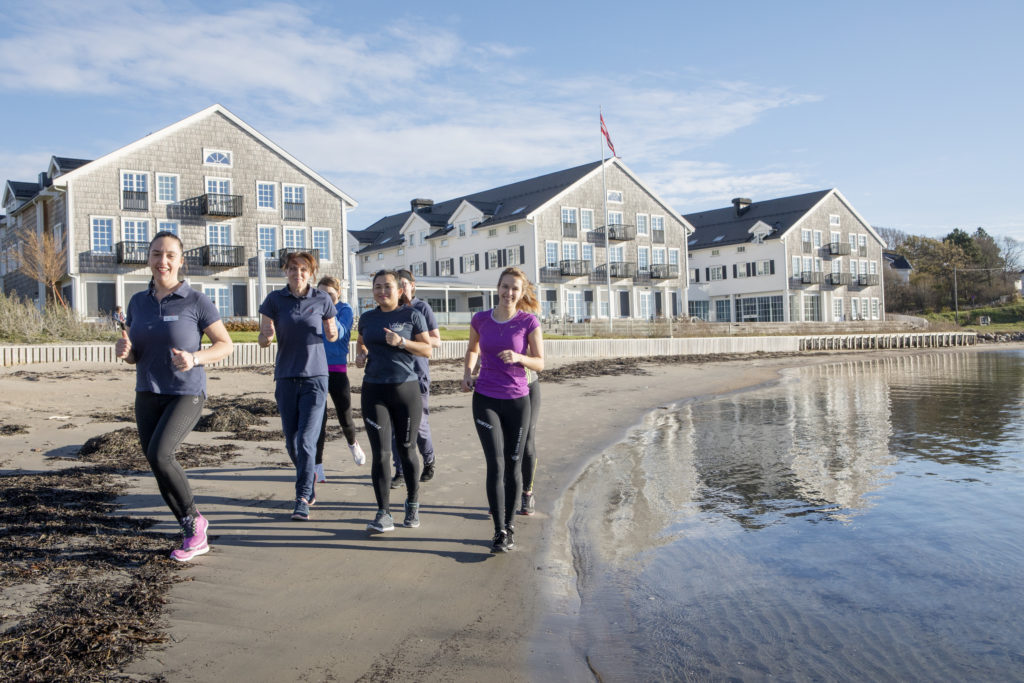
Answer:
[
  {"left": 587, "top": 224, "right": 636, "bottom": 243},
  {"left": 650, "top": 263, "right": 680, "bottom": 279},
  {"left": 539, "top": 266, "right": 562, "bottom": 283},
  {"left": 559, "top": 259, "right": 592, "bottom": 277},
  {"left": 858, "top": 246, "right": 868, "bottom": 257},
  {"left": 122, "top": 190, "right": 148, "bottom": 211},
  {"left": 652, "top": 228, "right": 666, "bottom": 244},
  {"left": 802, "top": 240, "right": 813, "bottom": 253},
  {"left": 284, "top": 201, "right": 306, "bottom": 221},
  {"left": 561, "top": 221, "right": 578, "bottom": 238},
  {"left": 634, "top": 268, "right": 652, "bottom": 284},
  {"left": 828, "top": 242, "right": 852, "bottom": 256},
  {"left": 278, "top": 247, "right": 320, "bottom": 268},
  {"left": 201, "top": 244, "right": 246, "bottom": 267},
  {"left": 857, "top": 273, "right": 880, "bottom": 287},
  {"left": 800, "top": 271, "right": 825, "bottom": 285},
  {"left": 115, "top": 240, "right": 149, "bottom": 265},
  {"left": 826, "top": 272, "right": 852, "bottom": 286},
  {"left": 592, "top": 261, "right": 637, "bottom": 280},
  {"left": 180, "top": 193, "right": 243, "bottom": 217}
]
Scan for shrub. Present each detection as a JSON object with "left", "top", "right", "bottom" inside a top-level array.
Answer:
[{"left": 0, "top": 291, "right": 116, "bottom": 343}]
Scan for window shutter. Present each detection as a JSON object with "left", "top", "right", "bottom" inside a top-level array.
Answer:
[
  {"left": 695, "top": 269, "right": 700, "bottom": 283},
  {"left": 732, "top": 264, "right": 737, "bottom": 278},
  {"left": 500, "top": 250, "right": 507, "bottom": 267},
  {"left": 449, "top": 258, "right": 454, "bottom": 273},
  {"left": 434, "top": 261, "right": 439, "bottom": 277},
  {"left": 459, "top": 257, "right": 464, "bottom": 274},
  {"left": 746, "top": 262, "right": 753, "bottom": 277},
  {"left": 475, "top": 254, "right": 480, "bottom": 270},
  {"left": 722, "top": 266, "right": 727, "bottom": 279},
  {"left": 584, "top": 289, "right": 593, "bottom": 302},
  {"left": 770, "top": 260, "right": 775, "bottom": 275},
  {"left": 519, "top": 245, "right": 525, "bottom": 264},
  {"left": 705, "top": 267, "right": 710, "bottom": 281}
]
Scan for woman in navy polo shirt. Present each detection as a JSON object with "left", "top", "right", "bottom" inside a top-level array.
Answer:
[
  {"left": 115, "top": 231, "right": 234, "bottom": 562},
  {"left": 354, "top": 270, "right": 432, "bottom": 533},
  {"left": 258, "top": 251, "right": 338, "bottom": 522}
]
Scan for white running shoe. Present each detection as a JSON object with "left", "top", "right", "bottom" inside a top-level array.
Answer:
[
  {"left": 314, "top": 463, "right": 326, "bottom": 483},
  {"left": 350, "top": 442, "right": 366, "bottom": 466}
]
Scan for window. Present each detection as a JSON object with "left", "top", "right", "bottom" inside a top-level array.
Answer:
[
  {"left": 156, "top": 173, "right": 178, "bottom": 203},
  {"left": 206, "top": 285, "right": 232, "bottom": 318},
  {"left": 487, "top": 249, "right": 501, "bottom": 269},
  {"left": 638, "top": 291, "right": 654, "bottom": 320},
  {"left": 636, "top": 214, "right": 649, "bottom": 235},
  {"left": 283, "top": 184, "right": 305, "bottom": 220},
  {"left": 258, "top": 225, "right": 277, "bottom": 255},
  {"left": 871, "top": 298, "right": 880, "bottom": 319},
  {"left": 441, "top": 239, "right": 448, "bottom": 247},
  {"left": 688, "top": 300, "right": 710, "bottom": 321},
  {"left": 716, "top": 299, "right": 732, "bottom": 322},
  {"left": 158, "top": 220, "right": 179, "bottom": 236},
  {"left": 91, "top": 217, "right": 114, "bottom": 253},
  {"left": 734, "top": 262, "right": 747, "bottom": 279},
  {"left": 669, "top": 249, "right": 679, "bottom": 265},
  {"left": 607, "top": 190, "right": 623, "bottom": 203},
  {"left": 829, "top": 214, "right": 840, "bottom": 227},
  {"left": 755, "top": 259, "right": 772, "bottom": 276},
  {"left": 736, "top": 245, "right": 746, "bottom": 253},
  {"left": 851, "top": 297, "right": 860, "bottom": 319},
  {"left": 792, "top": 255, "right": 801, "bottom": 277},
  {"left": 458, "top": 223, "right": 467, "bottom": 237},
  {"left": 257, "top": 182, "right": 276, "bottom": 210},
  {"left": 653, "top": 248, "right": 666, "bottom": 264},
  {"left": 814, "top": 258, "right": 823, "bottom": 272},
  {"left": 204, "top": 149, "right": 232, "bottom": 166},
  {"left": 862, "top": 297, "right": 870, "bottom": 318},
  {"left": 582, "top": 243, "right": 594, "bottom": 263},
  {"left": 689, "top": 268, "right": 699, "bottom": 284},
  {"left": 505, "top": 246, "right": 522, "bottom": 266},
  {"left": 284, "top": 227, "right": 307, "bottom": 249},
  {"left": 831, "top": 231, "right": 841, "bottom": 245},
  {"left": 462, "top": 254, "right": 478, "bottom": 272},
  {"left": 607, "top": 210, "right": 623, "bottom": 226},
  {"left": 412, "top": 262, "right": 427, "bottom": 277},
  {"left": 312, "top": 228, "right": 331, "bottom": 261},
  {"left": 833, "top": 297, "right": 844, "bottom": 321},
  {"left": 849, "top": 233, "right": 857, "bottom": 250},
  {"left": 709, "top": 265, "right": 726, "bottom": 281},
  {"left": 638, "top": 247, "right": 650, "bottom": 270},
  {"left": 581, "top": 208, "right": 594, "bottom": 232},
  {"left": 398, "top": 248, "right": 404, "bottom": 256},
  {"left": 651, "top": 215, "right": 664, "bottom": 232},
  {"left": 488, "top": 229, "right": 497, "bottom": 237},
  {"left": 869, "top": 261, "right": 877, "bottom": 275},
  {"left": 736, "top": 295, "right": 784, "bottom": 322},
  {"left": 207, "top": 223, "right": 231, "bottom": 245},
  {"left": 832, "top": 258, "right": 842, "bottom": 274},
  {"left": 858, "top": 234, "right": 868, "bottom": 255},
  {"left": 122, "top": 218, "right": 149, "bottom": 243},
  {"left": 562, "top": 207, "right": 578, "bottom": 227},
  {"left": 861, "top": 259, "right": 869, "bottom": 275},
  {"left": 121, "top": 171, "right": 148, "bottom": 210},
  {"left": 804, "top": 257, "right": 813, "bottom": 274},
  {"left": 207, "top": 177, "right": 231, "bottom": 195},
  {"left": 813, "top": 231, "right": 822, "bottom": 248},
  {"left": 850, "top": 259, "right": 858, "bottom": 275},
  {"left": 377, "top": 252, "right": 384, "bottom": 261},
  {"left": 509, "top": 224, "right": 518, "bottom": 233},
  {"left": 711, "top": 249, "right": 720, "bottom": 257},
  {"left": 562, "top": 242, "right": 579, "bottom": 261},
  {"left": 802, "top": 294, "right": 822, "bottom": 322},
  {"left": 609, "top": 245, "right": 624, "bottom": 262},
  {"left": 801, "top": 229, "right": 811, "bottom": 243},
  {"left": 436, "top": 258, "right": 454, "bottom": 276},
  {"left": 546, "top": 241, "right": 559, "bottom": 267}
]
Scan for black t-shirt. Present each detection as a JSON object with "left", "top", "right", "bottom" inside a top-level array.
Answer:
[{"left": 358, "top": 305, "right": 427, "bottom": 384}]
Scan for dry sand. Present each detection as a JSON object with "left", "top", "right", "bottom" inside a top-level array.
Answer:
[{"left": 0, "top": 345, "right": 1007, "bottom": 681}]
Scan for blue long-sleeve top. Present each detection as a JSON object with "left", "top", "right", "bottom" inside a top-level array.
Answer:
[{"left": 322, "top": 300, "right": 354, "bottom": 367}]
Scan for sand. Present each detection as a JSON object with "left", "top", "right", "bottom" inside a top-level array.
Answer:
[{"left": 1, "top": 344, "right": 1012, "bottom": 681}]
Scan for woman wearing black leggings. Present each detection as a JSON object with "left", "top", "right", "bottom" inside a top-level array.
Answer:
[
  {"left": 462, "top": 267, "right": 544, "bottom": 553},
  {"left": 115, "top": 231, "right": 234, "bottom": 561}
]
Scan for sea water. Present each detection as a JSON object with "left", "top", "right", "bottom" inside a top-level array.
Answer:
[{"left": 565, "top": 349, "right": 1024, "bottom": 681}]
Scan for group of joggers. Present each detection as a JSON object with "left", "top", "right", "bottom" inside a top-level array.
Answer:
[{"left": 116, "top": 231, "right": 544, "bottom": 560}]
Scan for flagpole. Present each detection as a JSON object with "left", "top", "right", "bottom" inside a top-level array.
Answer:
[{"left": 601, "top": 107, "right": 614, "bottom": 333}]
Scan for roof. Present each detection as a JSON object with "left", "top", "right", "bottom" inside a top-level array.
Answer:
[
  {"left": 51, "top": 157, "right": 92, "bottom": 173},
  {"left": 351, "top": 161, "right": 603, "bottom": 254},
  {"left": 683, "top": 190, "right": 832, "bottom": 250},
  {"left": 7, "top": 180, "right": 41, "bottom": 199},
  {"left": 883, "top": 251, "right": 913, "bottom": 270}
]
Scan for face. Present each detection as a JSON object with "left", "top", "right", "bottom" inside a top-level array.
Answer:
[
  {"left": 149, "top": 236, "right": 183, "bottom": 282},
  {"left": 318, "top": 283, "right": 339, "bottom": 303},
  {"left": 286, "top": 258, "right": 313, "bottom": 291},
  {"left": 400, "top": 278, "right": 416, "bottom": 298},
  {"left": 373, "top": 274, "right": 401, "bottom": 308},
  {"left": 497, "top": 273, "right": 524, "bottom": 308}
]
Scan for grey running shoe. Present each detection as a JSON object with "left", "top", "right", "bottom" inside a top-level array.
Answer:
[
  {"left": 504, "top": 524, "right": 515, "bottom": 550},
  {"left": 367, "top": 510, "right": 394, "bottom": 533},
  {"left": 390, "top": 473, "right": 403, "bottom": 489},
  {"left": 491, "top": 530, "right": 509, "bottom": 553},
  {"left": 403, "top": 501, "right": 420, "bottom": 528},
  {"left": 420, "top": 462, "right": 435, "bottom": 482},
  {"left": 291, "top": 498, "right": 310, "bottom": 521},
  {"left": 518, "top": 491, "right": 535, "bottom": 516}
]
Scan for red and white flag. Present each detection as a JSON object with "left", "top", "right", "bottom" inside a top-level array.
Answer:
[{"left": 601, "top": 113, "right": 616, "bottom": 157}]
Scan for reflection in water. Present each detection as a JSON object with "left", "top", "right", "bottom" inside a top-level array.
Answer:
[{"left": 564, "top": 350, "right": 1024, "bottom": 681}]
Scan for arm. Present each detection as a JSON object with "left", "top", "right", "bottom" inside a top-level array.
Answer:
[
  {"left": 258, "top": 314, "right": 275, "bottom": 348},
  {"left": 195, "top": 320, "right": 234, "bottom": 366},
  {"left": 354, "top": 332, "right": 368, "bottom": 368},
  {"left": 337, "top": 304, "right": 354, "bottom": 339},
  {"left": 323, "top": 316, "right": 339, "bottom": 342},
  {"left": 496, "top": 326, "right": 544, "bottom": 372},
  {"left": 461, "top": 325, "right": 481, "bottom": 392},
  {"left": 115, "top": 327, "right": 136, "bottom": 364},
  {"left": 383, "top": 327, "right": 431, "bottom": 358},
  {"left": 428, "top": 327, "right": 441, "bottom": 349}
]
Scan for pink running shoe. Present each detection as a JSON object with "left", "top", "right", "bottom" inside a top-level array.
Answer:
[{"left": 170, "top": 513, "right": 210, "bottom": 562}]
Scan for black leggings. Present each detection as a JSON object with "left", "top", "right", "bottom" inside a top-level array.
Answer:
[
  {"left": 361, "top": 380, "right": 422, "bottom": 511},
  {"left": 315, "top": 370, "right": 358, "bottom": 464},
  {"left": 521, "top": 381, "right": 541, "bottom": 492},
  {"left": 472, "top": 392, "right": 530, "bottom": 533},
  {"left": 134, "top": 392, "right": 205, "bottom": 523}
]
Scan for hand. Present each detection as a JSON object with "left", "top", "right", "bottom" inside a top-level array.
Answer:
[
  {"left": 115, "top": 329, "right": 131, "bottom": 360},
  {"left": 497, "top": 349, "right": 520, "bottom": 365},
  {"left": 383, "top": 327, "right": 401, "bottom": 347},
  {"left": 259, "top": 318, "right": 275, "bottom": 347},
  {"left": 257, "top": 332, "right": 271, "bottom": 348},
  {"left": 171, "top": 348, "right": 194, "bottom": 372},
  {"left": 355, "top": 351, "right": 367, "bottom": 368},
  {"left": 460, "top": 374, "right": 475, "bottom": 392}
]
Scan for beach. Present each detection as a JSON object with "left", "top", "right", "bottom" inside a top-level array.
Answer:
[{"left": 1, "top": 345, "right": 1011, "bottom": 681}]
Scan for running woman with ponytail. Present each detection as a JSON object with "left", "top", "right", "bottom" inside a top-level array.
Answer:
[
  {"left": 115, "top": 231, "right": 234, "bottom": 561},
  {"left": 355, "top": 270, "right": 432, "bottom": 533},
  {"left": 461, "top": 267, "right": 544, "bottom": 553}
]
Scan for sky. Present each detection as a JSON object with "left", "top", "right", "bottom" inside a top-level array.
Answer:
[{"left": 1, "top": 0, "right": 1021, "bottom": 242}]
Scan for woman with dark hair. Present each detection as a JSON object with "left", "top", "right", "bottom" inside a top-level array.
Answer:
[
  {"left": 115, "top": 230, "right": 234, "bottom": 561},
  {"left": 461, "top": 267, "right": 544, "bottom": 553},
  {"left": 258, "top": 251, "right": 338, "bottom": 522},
  {"left": 354, "top": 270, "right": 432, "bottom": 533}
]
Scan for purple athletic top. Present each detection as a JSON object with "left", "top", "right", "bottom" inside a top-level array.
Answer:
[{"left": 471, "top": 309, "right": 539, "bottom": 400}]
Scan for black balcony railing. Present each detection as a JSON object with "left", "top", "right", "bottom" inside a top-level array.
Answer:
[
  {"left": 826, "top": 272, "right": 852, "bottom": 286},
  {"left": 650, "top": 263, "right": 680, "bottom": 279},
  {"left": 800, "top": 271, "right": 825, "bottom": 284},
  {"left": 859, "top": 246, "right": 868, "bottom": 257},
  {"left": 607, "top": 261, "right": 635, "bottom": 278},
  {"left": 828, "top": 242, "right": 852, "bottom": 256},
  {"left": 802, "top": 240, "right": 813, "bottom": 253},
  {"left": 180, "top": 193, "right": 243, "bottom": 217},
  {"left": 278, "top": 247, "right": 320, "bottom": 268},
  {"left": 652, "top": 229, "right": 666, "bottom": 244},
  {"left": 587, "top": 224, "right": 636, "bottom": 243},
  {"left": 123, "top": 190, "right": 148, "bottom": 211},
  {"left": 539, "top": 266, "right": 562, "bottom": 283},
  {"left": 858, "top": 273, "right": 880, "bottom": 286},
  {"left": 559, "top": 259, "right": 591, "bottom": 276},
  {"left": 561, "top": 221, "right": 578, "bottom": 238},
  {"left": 634, "top": 269, "right": 652, "bottom": 284},
  {"left": 284, "top": 201, "right": 306, "bottom": 221},
  {"left": 201, "top": 244, "right": 246, "bottom": 267},
  {"left": 115, "top": 240, "right": 149, "bottom": 264}
]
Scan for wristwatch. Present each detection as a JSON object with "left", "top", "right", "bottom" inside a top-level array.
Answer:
[{"left": 399, "top": 337, "right": 406, "bottom": 350}]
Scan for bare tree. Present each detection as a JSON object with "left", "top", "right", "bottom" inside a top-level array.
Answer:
[
  {"left": 17, "top": 228, "right": 68, "bottom": 306},
  {"left": 1000, "top": 236, "right": 1024, "bottom": 272},
  {"left": 875, "top": 225, "right": 908, "bottom": 250}
]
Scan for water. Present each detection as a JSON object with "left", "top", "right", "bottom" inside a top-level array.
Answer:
[{"left": 566, "top": 349, "right": 1024, "bottom": 682}]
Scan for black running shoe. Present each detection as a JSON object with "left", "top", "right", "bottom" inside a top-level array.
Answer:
[
  {"left": 504, "top": 524, "right": 515, "bottom": 550},
  {"left": 420, "top": 462, "right": 435, "bottom": 482},
  {"left": 491, "top": 530, "right": 509, "bottom": 553},
  {"left": 390, "top": 473, "right": 403, "bottom": 489}
]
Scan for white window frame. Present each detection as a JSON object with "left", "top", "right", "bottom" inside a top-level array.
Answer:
[
  {"left": 207, "top": 223, "right": 232, "bottom": 246},
  {"left": 120, "top": 170, "right": 149, "bottom": 210},
  {"left": 282, "top": 183, "right": 305, "bottom": 205},
  {"left": 829, "top": 214, "right": 841, "bottom": 227},
  {"left": 651, "top": 215, "right": 665, "bottom": 232},
  {"left": 284, "top": 226, "right": 308, "bottom": 250},
  {"left": 509, "top": 224, "right": 518, "bottom": 233},
  {"left": 871, "top": 298, "right": 880, "bottom": 320},
  {"left": 607, "top": 210, "right": 623, "bottom": 226},
  {"left": 792, "top": 255, "right": 801, "bottom": 276},
  {"left": 121, "top": 217, "right": 150, "bottom": 244},
  {"left": 487, "top": 229, "right": 497, "bottom": 237},
  {"left": 582, "top": 243, "right": 594, "bottom": 263},
  {"left": 609, "top": 245, "right": 624, "bottom": 262},
  {"left": 581, "top": 208, "right": 594, "bottom": 232},
  {"left": 833, "top": 297, "right": 844, "bottom": 320},
  {"left": 505, "top": 246, "right": 522, "bottom": 266},
  {"left": 638, "top": 246, "right": 650, "bottom": 270},
  {"left": 668, "top": 249, "right": 679, "bottom": 266},
  {"left": 545, "top": 241, "right": 559, "bottom": 267},
  {"left": 206, "top": 176, "right": 231, "bottom": 195},
  {"left": 636, "top": 214, "right": 649, "bottom": 235},
  {"left": 607, "top": 189, "right": 623, "bottom": 203},
  {"left": 155, "top": 173, "right": 179, "bottom": 203},
  {"left": 203, "top": 148, "right": 233, "bottom": 167},
  {"left": 156, "top": 220, "right": 179, "bottom": 237},
  {"left": 256, "top": 181, "right": 277, "bottom": 211},
  {"left": 258, "top": 225, "right": 278, "bottom": 255},
  {"left": 813, "top": 230, "right": 822, "bottom": 248},
  {"left": 90, "top": 216, "right": 115, "bottom": 253},
  {"left": 830, "top": 231, "right": 841, "bottom": 245},
  {"left": 206, "top": 285, "right": 232, "bottom": 318},
  {"left": 653, "top": 248, "right": 666, "bottom": 265},
  {"left": 462, "top": 254, "right": 478, "bottom": 273},
  {"left": 709, "top": 265, "right": 726, "bottom": 281},
  {"left": 312, "top": 227, "right": 332, "bottom": 262}
]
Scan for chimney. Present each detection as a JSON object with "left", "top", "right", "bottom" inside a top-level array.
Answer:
[
  {"left": 39, "top": 171, "right": 51, "bottom": 188},
  {"left": 732, "top": 197, "right": 752, "bottom": 216},
  {"left": 410, "top": 198, "right": 434, "bottom": 213}
]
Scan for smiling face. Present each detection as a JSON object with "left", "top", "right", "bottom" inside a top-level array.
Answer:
[
  {"left": 286, "top": 256, "right": 313, "bottom": 294},
  {"left": 372, "top": 272, "right": 401, "bottom": 310},
  {"left": 148, "top": 235, "right": 183, "bottom": 285},
  {"left": 497, "top": 273, "right": 524, "bottom": 309}
]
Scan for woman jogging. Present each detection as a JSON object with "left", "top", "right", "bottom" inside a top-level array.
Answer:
[
  {"left": 314, "top": 275, "right": 366, "bottom": 482},
  {"left": 461, "top": 267, "right": 544, "bottom": 553},
  {"left": 355, "top": 270, "right": 432, "bottom": 533},
  {"left": 115, "top": 231, "right": 234, "bottom": 562},
  {"left": 258, "top": 251, "right": 338, "bottom": 522}
]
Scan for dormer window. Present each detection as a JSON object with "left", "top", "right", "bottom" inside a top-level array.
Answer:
[{"left": 204, "top": 149, "right": 232, "bottom": 166}]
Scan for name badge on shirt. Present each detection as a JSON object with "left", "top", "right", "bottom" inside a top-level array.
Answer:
[{"left": 163, "top": 315, "right": 179, "bottom": 322}]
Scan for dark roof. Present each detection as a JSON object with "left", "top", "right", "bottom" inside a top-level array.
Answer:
[
  {"left": 883, "top": 251, "right": 912, "bottom": 270},
  {"left": 7, "top": 180, "right": 41, "bottom": 200},
  {"left": 351, "top": 161, "right": 602, "bottom": 254},
  {"left": 683, "top": 190, "right": 832, "bottom": 250},
  {"left": 51, "top": 156, "right": 93, "bottom": 173}
]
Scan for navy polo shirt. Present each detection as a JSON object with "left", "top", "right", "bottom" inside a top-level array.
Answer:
[
  {"left": 259, "top": 285, "right": 335, "bottom": 380},
  {"left": 358, "top": 305, "right": 428, "bottom": 384},
  {"left": 408, "top": 297, "right": 439, "bottom": 382},
  {"left": 125, "top": 281, "right": 221, "bottom": 396}
]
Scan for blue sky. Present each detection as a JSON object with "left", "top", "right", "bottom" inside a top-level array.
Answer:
[{"left": 1, "top": 0, "right": 1021, "bottom": 241}]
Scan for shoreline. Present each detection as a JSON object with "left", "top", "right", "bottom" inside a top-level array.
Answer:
[{"left": 2, "top": 343, "right": 1022, "bottom": 681}]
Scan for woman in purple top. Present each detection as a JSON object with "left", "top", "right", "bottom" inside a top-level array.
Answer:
[
  {"left": 461, "top": 267, "right": 545, "bottom": 553},
  {"left": 115, "top": 231, "right": 234, "bottom": 562}
]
